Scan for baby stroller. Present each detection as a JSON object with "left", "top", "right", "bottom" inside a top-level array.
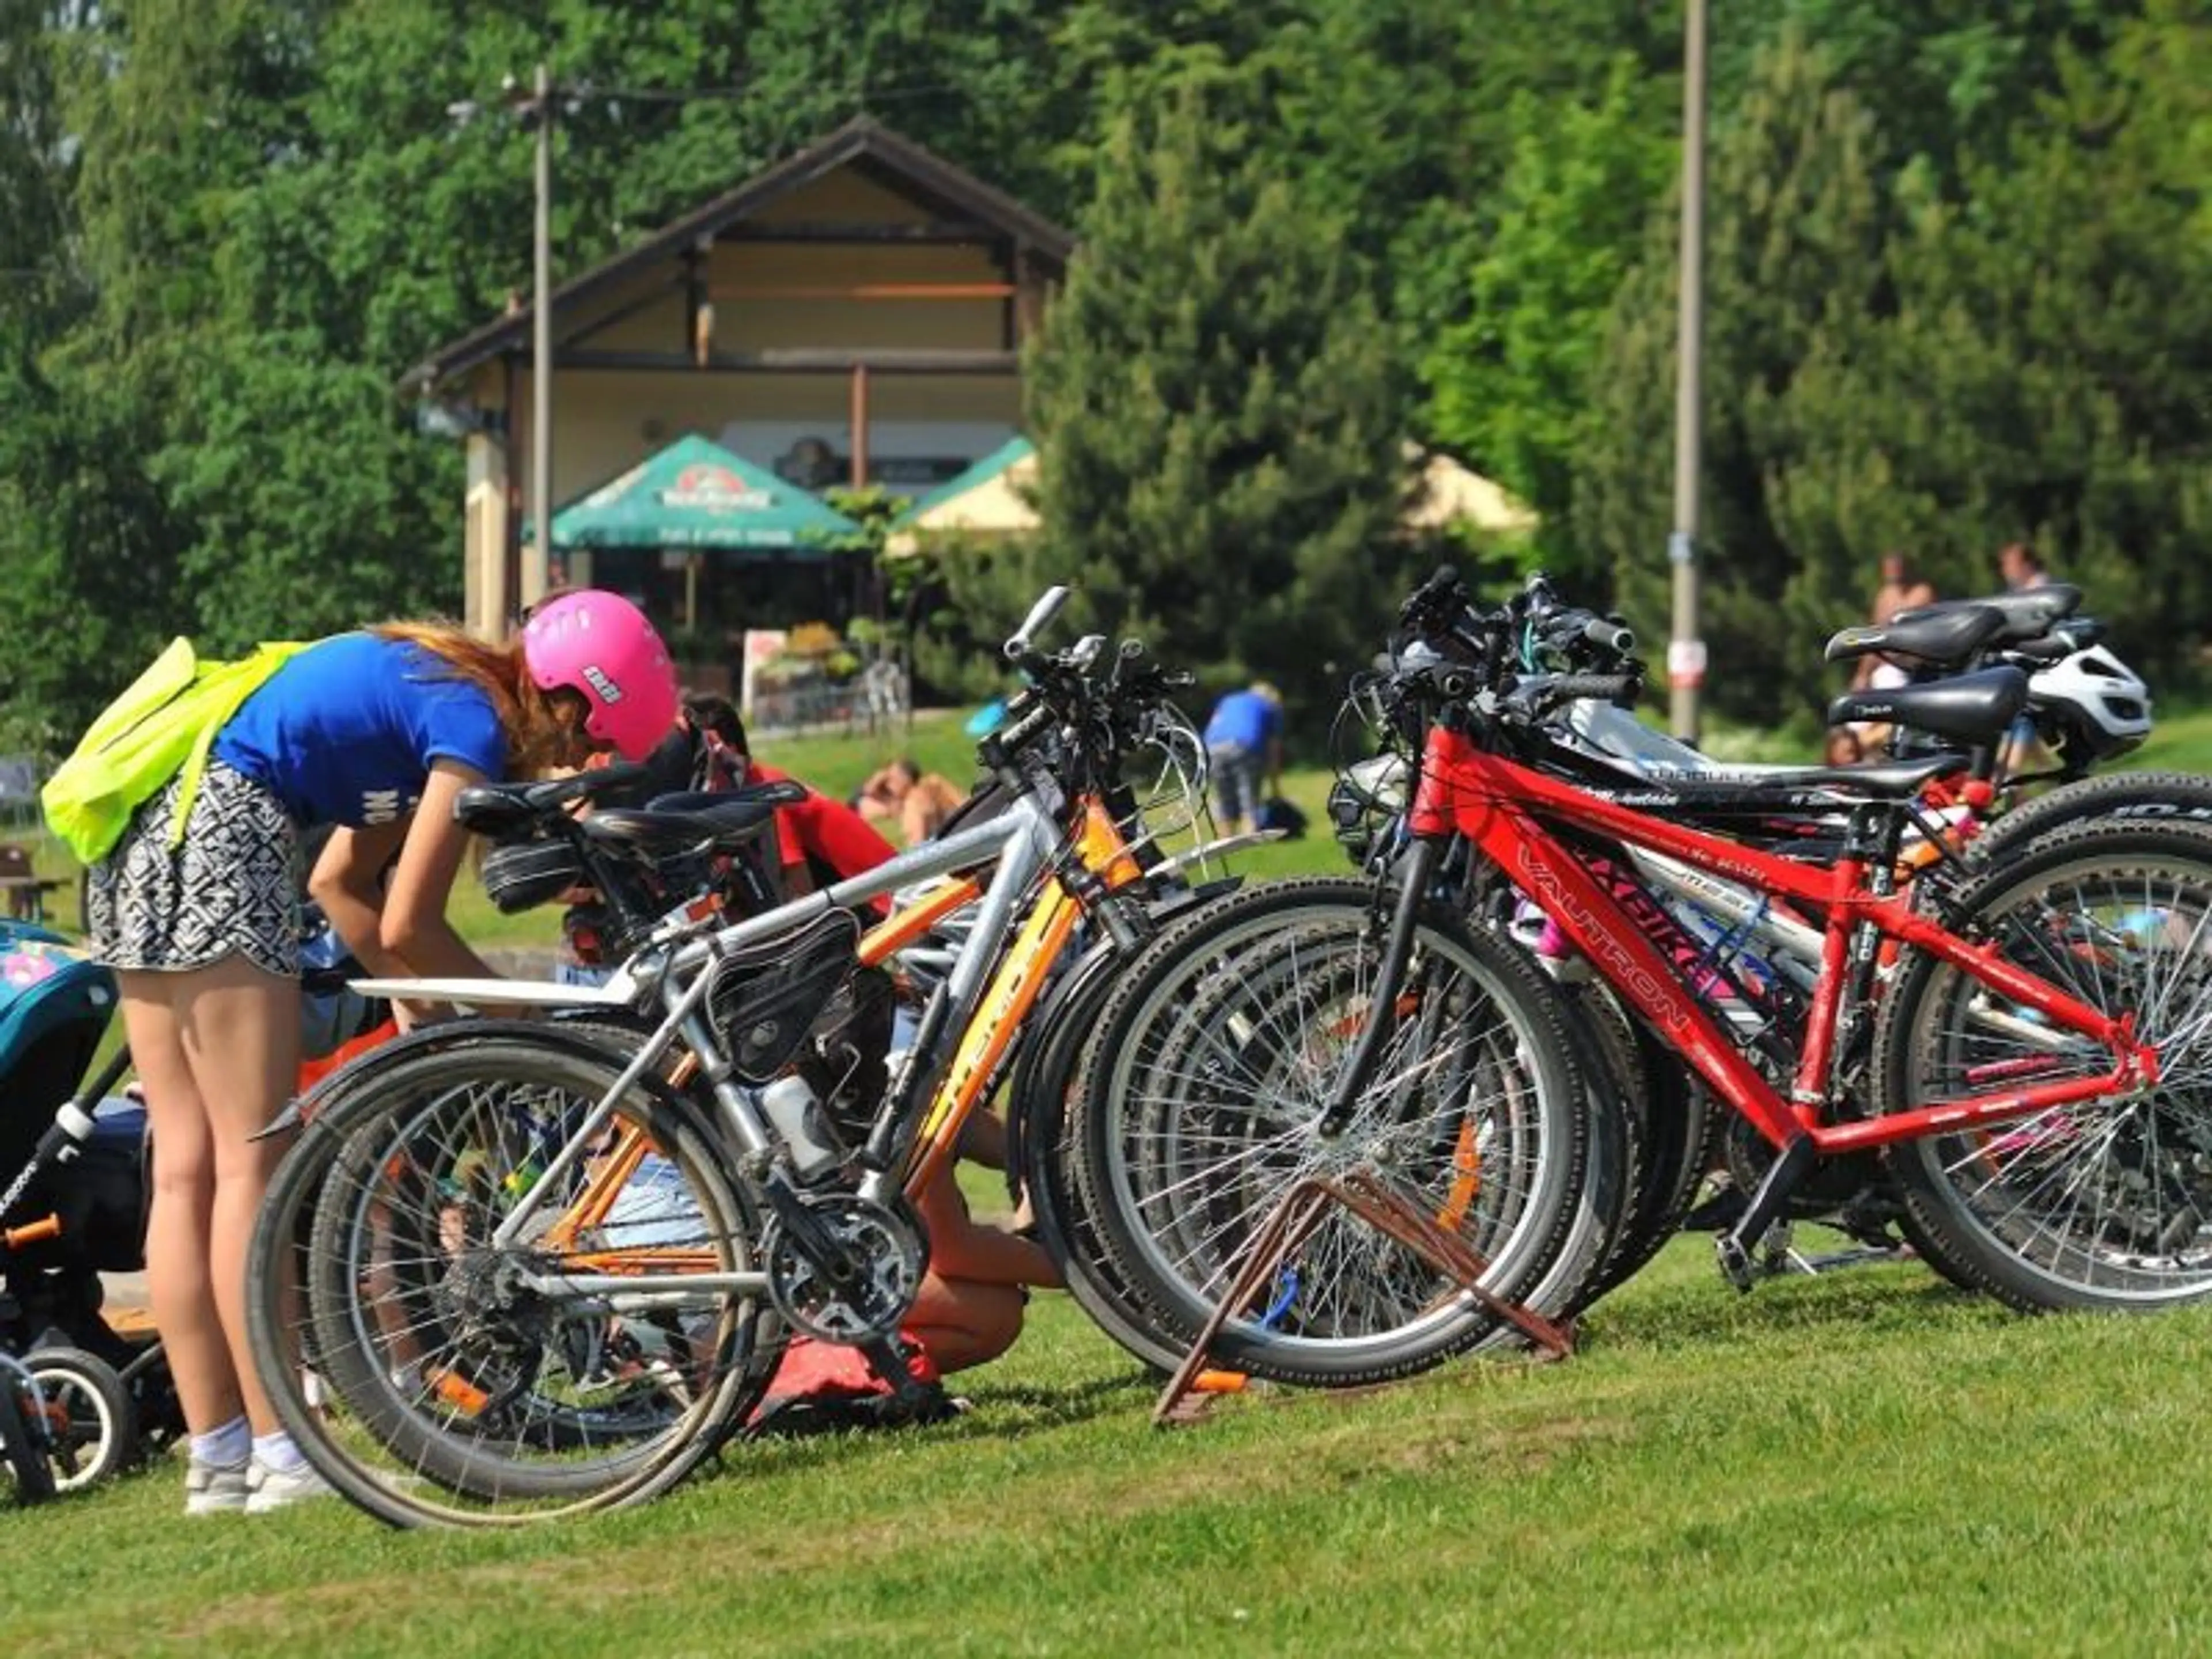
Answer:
[
  {"left": 0, "top": 918, "right": 156, "bottom": 1499},
  {"left": 0, "top": 910, "right": 386, "bottom": 1501}
]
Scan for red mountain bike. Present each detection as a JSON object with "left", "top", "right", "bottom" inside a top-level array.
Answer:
[{"left": 1331, "top": 570, "right": 2211, "bottom": 1310}]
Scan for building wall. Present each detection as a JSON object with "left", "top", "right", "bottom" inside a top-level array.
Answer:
[{"left": 454, "top": 158, "right": 1046, "bottom": 634}]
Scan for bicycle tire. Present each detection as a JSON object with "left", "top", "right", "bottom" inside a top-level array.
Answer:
[
  {"left": 24, "top": 1347, "right": 135, "bottom": 1493},
  {"left": 1876, "top": 819, "right": 2212, "bottom": 1311},
  {"left": 1970, "top": 771, "right": 2212, "bottom": 868},
  {"left": 1554, "top": 980, "right": 1720, "bottom": 1304},
  {"left": 1012, "top": 944, "right": 1192, "bottom": 1374},
  {"left": 248, "top": 1022, "right": 770, "bottom": 1528},
  {"left": 1073, "top": 878, "right": 1606, "bottom": 1386}
]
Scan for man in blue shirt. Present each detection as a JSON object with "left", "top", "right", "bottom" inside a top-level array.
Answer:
[{"left": 1203, "top": 681, "right": 1284, "bottom": 836}]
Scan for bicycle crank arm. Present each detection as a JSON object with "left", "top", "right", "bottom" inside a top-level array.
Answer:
[{"left": 762, "top": 1174, "right": 865, "bottom": 1286}]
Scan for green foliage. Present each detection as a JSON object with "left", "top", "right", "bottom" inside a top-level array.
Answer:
[
  {"left": 1574, "top": 10, "right": 2212, "bottom": 724},
  {"left": 1020, "top": 78, "right": 1414, "bottom": 727},
  {"left": 1423, "top": 54, "right": 1671, "bottom": 588}
]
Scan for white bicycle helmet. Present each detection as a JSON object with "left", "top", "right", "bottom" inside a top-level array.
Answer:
[{"left": 2029, "top": 642, "right": 2152, "bottom": 764}]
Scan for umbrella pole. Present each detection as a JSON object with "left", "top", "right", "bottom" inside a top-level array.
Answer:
[{"left": 684, "top": 552, "right": 700, "bottom": 632}]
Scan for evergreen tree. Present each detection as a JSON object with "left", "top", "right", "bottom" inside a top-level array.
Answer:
[{"left": 1016, "top": 78, "right": 1411, "bottom": 724}]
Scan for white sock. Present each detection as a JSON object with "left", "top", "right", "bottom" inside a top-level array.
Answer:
[
  {"left": 190, "top": 1414, "right": 251, "bottom": 1468},
  {"left": 252, "top": 1429, "right": 308, "bottom": 1474}
]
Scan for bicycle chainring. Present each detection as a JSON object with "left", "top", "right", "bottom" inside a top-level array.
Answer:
[{"left": 762, "top": 1196, "right": 925, "bottom": 1344}]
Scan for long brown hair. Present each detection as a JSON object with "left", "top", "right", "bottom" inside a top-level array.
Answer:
[{"left": 368, "top": 620, "right": 587, "bottom": 778}]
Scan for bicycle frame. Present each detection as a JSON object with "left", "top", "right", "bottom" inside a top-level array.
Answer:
[
  {"left": 1408, "top": 724, "right": 2160, "bottom": 1158},
  {"left": 350, "top": 789, "right": 1150, "bottom": 1306}
]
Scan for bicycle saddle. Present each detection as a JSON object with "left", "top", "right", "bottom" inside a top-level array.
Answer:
[
  {"left": 1890, "top": 584, "right": 2084, "bottom": 647},
  {"left": 579, "top": 783, "right": 808, "bottom": 858},
  {"left": 1823, "top": 604, "right": 2007, "bottom": 668},
  {"left": 1827, "top": 665, "right": 2029, "bottom": 747}
]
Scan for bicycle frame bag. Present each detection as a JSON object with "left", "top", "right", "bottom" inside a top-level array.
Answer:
[{"left": 41, "top": 637, "right": 308, "bottom": 865}]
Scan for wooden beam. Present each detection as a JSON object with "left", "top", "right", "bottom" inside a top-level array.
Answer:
[
  {"left": 683, "top": 246, "right": 707, "bottom": 365},
  {"left": 555, "top": 347, "right": 1021, "bottom": 376},
  {"left": 706, "top": 282, "right": 1017, "bottom": 302},
  {"left": 719, "top": 219, "right": 999, "bottom": 245},
  {"left": 850, "top": 363, "right": 870, "bottom": 488}
]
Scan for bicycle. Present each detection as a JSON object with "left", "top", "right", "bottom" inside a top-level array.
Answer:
[{"left": 244, "top": 588, "right": 1230, "bottom": 1526}]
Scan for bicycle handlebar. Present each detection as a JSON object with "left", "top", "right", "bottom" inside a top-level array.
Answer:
[{"left": 1005, "top": 585, "right": 1071, "bottom": 661}]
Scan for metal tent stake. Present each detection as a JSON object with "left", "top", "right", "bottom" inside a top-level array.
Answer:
[{"left": 1152, "top": 1168, "right": 1578, "bottom": 1428}]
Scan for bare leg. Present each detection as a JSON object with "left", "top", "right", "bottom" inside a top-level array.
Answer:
[
  {"left": 120, "top": 975, "right": 240, "bottom": 1437},
  {"left": 904, "top": 1275, "right": 1027, "bottom": 1375},
  {"left": 956, "top": 1108, "right": 1009, "bottom": 1172},
  {"left": 175, "top": 954, "right": 301, "bottom": 1434}
]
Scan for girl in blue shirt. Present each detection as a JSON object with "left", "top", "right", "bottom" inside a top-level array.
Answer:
[{"left": 83, "top": 590, "right": 679, "bottom": 1516}]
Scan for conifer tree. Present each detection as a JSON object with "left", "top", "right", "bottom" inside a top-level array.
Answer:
[{"left": 1014, "top": 77, "right": 1411, "bottom": 721}]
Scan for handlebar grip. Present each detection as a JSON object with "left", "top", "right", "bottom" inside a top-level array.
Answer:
[
  {"left": 1582, "top": 617, "right": 1637, "bottom": 656},
  {"left": 4, "top": 1213, "right": 61, "bottom": 1249},
  {"left": 986, "top": 699, "right": 1056, "bottom": 760},
  {"left": 1005, "top": 586, "right": 1070, "bottom": 661},
  {"left": 1544, "top": 673, "right": 1639, "bottom": 707}
]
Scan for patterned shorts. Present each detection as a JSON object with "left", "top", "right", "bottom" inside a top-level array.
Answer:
[{"left": 87, "top": 760, "right": 302, "bottom": 977}]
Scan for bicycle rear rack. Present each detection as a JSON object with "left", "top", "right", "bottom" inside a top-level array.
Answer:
[{"left": 1152, "top": 1168, "right": 1577, "bottom": 1427}]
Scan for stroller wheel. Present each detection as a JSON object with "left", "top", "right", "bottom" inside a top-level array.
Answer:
[
  {"left": 0, "top": 1360, "right": 58, "bottom": 1504},
  {"left": 25, "top": 1347, "right": 135, "bottom": 1493}
]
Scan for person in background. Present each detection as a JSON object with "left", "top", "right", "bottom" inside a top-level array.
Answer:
[
  {"left": 1996, "top": 542, "right": 2061, "bottom": 773},
  {"left": 1999, "top": 540, "right": 2054, "bottom": 592},
  {"left": 855, "top": 756, "right": 967, "bottom": 846},
  {"left": 682, "top": 694, "right": 899, "bottom": 898},
  {"left": 85, "top": 589, "right": 678, "bottom": 1516},
  {"left": 1831, "top": 552, "right": 1936, "bottom": 763},
  {"left": 1203, "top": 680, "right": 1285, "bottom": 836},
  {"left": 563, "top": 697, "right": 1055, "bottom": 1397}
]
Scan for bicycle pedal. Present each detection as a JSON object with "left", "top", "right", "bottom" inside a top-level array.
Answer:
[{"left": 1714, "top": 1233, "right": 1756, "bottom": 1294}]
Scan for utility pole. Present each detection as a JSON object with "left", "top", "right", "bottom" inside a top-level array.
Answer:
[
  {"left": 527, "top": 61, "right": 555, "bottom": 616},
  {"left": 1668, "top": 0, "right": 1708, "bottom": 743}
]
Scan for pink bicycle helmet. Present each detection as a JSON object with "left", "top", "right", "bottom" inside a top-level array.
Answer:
[{"left": 521, "top": 590, "right": 681, "bottom": 762}]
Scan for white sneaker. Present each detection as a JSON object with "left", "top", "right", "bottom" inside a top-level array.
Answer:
[
  {"left": 184, "top": 1455, "right": 252, "bottom": 1516},
  {"left": 245, "top": 1456, "right": 335, "bottom": 1514}
]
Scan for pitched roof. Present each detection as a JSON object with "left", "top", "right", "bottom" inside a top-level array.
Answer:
[
  {"left": 882, "top": 436, "right": 1039, "bottom": 557},
  {"left": 406, "top": 116, "right": 1074, "bottom": 394}
]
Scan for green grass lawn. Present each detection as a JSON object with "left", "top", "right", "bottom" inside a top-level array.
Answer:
[
  {"left": 10, "top": 1232, "right": 2212, "bottom": 1654},
  {"left": 12, "top": 710, "right": 2212, "bottom": 1648}
]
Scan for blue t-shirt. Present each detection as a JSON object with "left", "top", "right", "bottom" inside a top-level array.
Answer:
[
  {"left": 211, "top": 634, "right": 509, "bottom": 828},
  {"left": 1205, "top": 689, "right": 1282, "bottom": 752}
]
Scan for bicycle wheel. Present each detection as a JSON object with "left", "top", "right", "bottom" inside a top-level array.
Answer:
[
  {"left": 1463, "top": 865, "right": 1710, "bottom": 1300},
  {"left": 1075, "top": 878, "right": 1609, "bottom": 1385},
  {"left": 250, "top": 1025, "right": 770, "bottom": 1527},
  {"left": 0, "top": 1364, "right": 55, "bottom": 1504},
  {"left": 1558, "top": 982, "right": 1717, "bottom": 1302},
  {"left": 1971, "top": 771, "right": 2212, "bottom": 867},
  {"left": 1877, "top": 820, "right": 2212, "bottom": 1310},
  {"left": 24, "top": 1347, "right": 135, "bottom": 1493},
  {"left": 1013, "top": 946, "right": 1193, "bottom": 1374}
]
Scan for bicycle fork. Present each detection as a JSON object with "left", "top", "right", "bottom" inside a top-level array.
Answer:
[{"left": 1317, "top": 836, "right": 1443, "bottom": 1138}]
